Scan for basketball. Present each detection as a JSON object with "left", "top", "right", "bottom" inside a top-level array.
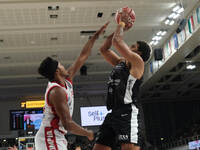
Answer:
[{"left": 115, "top": 6, "right": 136, "bottom": 30}]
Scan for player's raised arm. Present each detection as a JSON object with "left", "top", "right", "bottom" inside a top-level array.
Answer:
[
  {"left": 67, "top": 22, "right": 109, "bottom": 80},
  {"left": 99, "top": 33, "right": 121, "bottom": 66}
]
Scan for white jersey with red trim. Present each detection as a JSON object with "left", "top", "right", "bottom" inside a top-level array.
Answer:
[
  {"left": 42, "top": 78, "right": 74, "bottom": 134},
  {"left": 35, "top": 78, "right": 74, "bottom": 150}
]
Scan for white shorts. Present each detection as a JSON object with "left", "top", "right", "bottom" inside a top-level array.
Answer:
[{"left": 35, "top": 126, "right": 68, "bottom": 150}]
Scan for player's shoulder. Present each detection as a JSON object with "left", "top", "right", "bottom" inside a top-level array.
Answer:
[{"left": 49, "top": 86, "right": 65, "bottom": 97}]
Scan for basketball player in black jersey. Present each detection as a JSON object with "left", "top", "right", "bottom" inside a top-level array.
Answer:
[{"left": 93, "top": 16, "right": 152, "bottom": 150}]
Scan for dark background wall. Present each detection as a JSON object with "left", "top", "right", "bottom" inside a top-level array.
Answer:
[{"left": 143, "top": 100, "right": 200, "bottom": 144}]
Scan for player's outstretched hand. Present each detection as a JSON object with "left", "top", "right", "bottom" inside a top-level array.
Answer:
[{"left": 94, "top": 22, "right": 110, "bottom": 38}]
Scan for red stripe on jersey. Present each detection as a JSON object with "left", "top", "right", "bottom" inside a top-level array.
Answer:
[
  {"left": 65, "top": 91, "right": 68, "bottom": 103},
  {"left": 45, "top": 127, "right": 58, "bottom": 150},
  {"left": 50, "top": 116, "right": 65, "bottom": 134},
  {"left": 50, "top": 116, "right": 59, "bottom": 129},
  {"left": 66, "top": 78, "right": 73, "bottom": 84}
]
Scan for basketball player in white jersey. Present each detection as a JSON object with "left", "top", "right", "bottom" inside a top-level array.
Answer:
[
  {"left": 35, "top": 22, "right": 109, "bottom": 150},
  {"left": 93, "top": 15, "right": 152, "bottom": 150}
]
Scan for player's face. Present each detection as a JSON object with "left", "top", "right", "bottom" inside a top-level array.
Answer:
[{"left": 57, "top": 63, "right": 69, "bottom": 77}]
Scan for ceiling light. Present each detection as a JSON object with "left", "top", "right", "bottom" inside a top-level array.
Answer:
[
  {"left": 169, "top": 12, "right": 176, "bottom": 18},
  {"left": 177, "top": 7, "right": 184, "bottom": 14},
  {"left": 153, "top": 36, "right": 162, "bottom": 41},
  {"left": 152, "top": 36, "right": 157, "bottom": 40},
  {"left": 150, "top": 41, "right": 154, "bottom": 45},
  {"left": 156, "top": 31, "right": 162, "bottom": 36},
  {"left": 169, "top": 20, "right": 175, "bottom": 25},
  {"left": 186, "top": 64, "right": 196, "bottom": 70},
  {"left": 161, "top": 31, "right": 167, "bottom": 36},
  {"left": 165, "top": 19, "right": 170, "bottom": 25},
  {"left": 156, "top": 36, "right": 162, "bottom": 41},
  {"left": 173, "top": 5, "right": 181, "bottom": 12},
  {"left": 153, "top": 41, "right": 158, "bottom": 46},
  {"left": 173, "top": 13, "right": 180, "bottom": 19}
]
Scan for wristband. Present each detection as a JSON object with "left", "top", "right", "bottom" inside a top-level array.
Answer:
[{"left": 119, "top": 21, "right": 125, "bottom": 28}]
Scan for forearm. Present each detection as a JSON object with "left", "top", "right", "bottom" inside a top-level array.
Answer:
[
  {"left": 64, "top": 120, "right": 90, "bottom": 137},
  {"left": 113, "top": 23, "right": 124, "bottom": 43},
  {"left": 66, "top": 22, "right": 108, "bottom": 79},
  {"left": 100, "top": 33, "right": 114, "bottom": 53},
  {"left": 112, "top": 23, "right": 133, "bottom": 61},
  {"left": 79, "top": 34, "right": 98, "bottom": 60},
  {"left": 66, "top": 34, "right": 99, "bottom": 80}
]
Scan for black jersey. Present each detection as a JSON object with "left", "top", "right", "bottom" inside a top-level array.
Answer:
[{"left": 106, "top": 61, "right": 142, "bottom": 110}]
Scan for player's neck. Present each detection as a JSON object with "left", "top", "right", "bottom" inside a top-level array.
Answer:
[{"left": 54, "top": 76, "right": 65, "bottom": 86}]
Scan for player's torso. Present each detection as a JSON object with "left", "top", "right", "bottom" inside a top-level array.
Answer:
[
  {"left": 41, "top": 78, "right": 74, "bottom": 134},
  {"left": 106, "top": 61, "right": 140, "bottom": 110}
]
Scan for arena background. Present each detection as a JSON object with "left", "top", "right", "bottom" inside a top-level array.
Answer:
[{"left": 0, "top": 0, "right": 200, "bottom": 149}]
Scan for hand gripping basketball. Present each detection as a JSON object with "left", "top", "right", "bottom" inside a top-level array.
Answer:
[{"left": 115, "top": 6, "right": 136, "bottom": 31}]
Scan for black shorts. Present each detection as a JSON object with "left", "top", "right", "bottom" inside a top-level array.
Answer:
[{"left": 95, "top": 104, "right": 141, "bottom": 148}]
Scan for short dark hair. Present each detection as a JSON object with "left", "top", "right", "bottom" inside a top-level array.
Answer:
[
  {"left": 137, "top": 41, "right": 152, "bottom": 62},
  {"left": 38, "top": 57, "right": 58, "bottom": 81}
]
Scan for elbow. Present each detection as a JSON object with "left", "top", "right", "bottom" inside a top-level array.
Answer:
[{"left": 63, "top": 118, "right": 73, "bottom": 131}]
